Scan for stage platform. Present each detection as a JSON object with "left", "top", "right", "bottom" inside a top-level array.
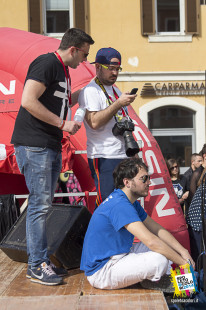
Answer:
[{"left": 0, "top": 249, "right": 169, "bottom": 310}]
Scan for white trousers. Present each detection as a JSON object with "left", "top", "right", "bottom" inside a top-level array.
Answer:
[{"left": 87, "top": 242, "right": 169, "bottom": 289}]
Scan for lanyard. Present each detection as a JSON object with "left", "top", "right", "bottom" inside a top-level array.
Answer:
[
  {"left": 54, "top": 51, "right": 72, "bottom": 106},
  {"left": 95, "top": 77, "right": 128, "bottom": 120}
]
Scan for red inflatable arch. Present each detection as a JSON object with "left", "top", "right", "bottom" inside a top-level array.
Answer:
[{"left": 0, "top": 28, "right": 190, "bottom": 251}]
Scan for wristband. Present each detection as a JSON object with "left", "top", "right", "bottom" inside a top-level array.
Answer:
[{"left": 59, "top": 119, "right": 65, "bottom": 130}]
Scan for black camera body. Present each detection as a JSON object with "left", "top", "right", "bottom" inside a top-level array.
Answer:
[
  {"left": 112, "top": 120, "right": 139, "bottom": 157},
  {"left": 112, "top": 119, "right": 134, "bottom": 136}
]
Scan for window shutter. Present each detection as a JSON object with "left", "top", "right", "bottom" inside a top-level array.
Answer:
[
  {"left": 185, "top": 0, "right": 200, "bottom": 34},
  {"left": 29, "top": 0, "right": 42, "bottom": 34},
  {"left": 140, "top": 0, "right": 155, "bottom": 35},
  {"left": 74, "top": 0, "right": 86, "bottom": 31}
]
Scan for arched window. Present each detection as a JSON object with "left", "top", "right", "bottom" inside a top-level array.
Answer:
[{"left": 148, "top": 106, "right": 195, "bottom": 170}]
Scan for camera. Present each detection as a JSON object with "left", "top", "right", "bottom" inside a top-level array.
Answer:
[{"left": 112, "top": 120, "right": 140, "bottom": 157}]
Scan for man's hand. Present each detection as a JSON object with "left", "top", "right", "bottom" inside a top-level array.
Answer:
[
  {"left": 182, "top": 191, "right": 189, "bottom": 200},
  {"left": 63, "top": 120, "right": 81, "bottom": 135},
  {"left": 180, "top": 249, "right": 195, "bottom": 270},
  {"left": 117, "top": 92, "right": 137, "bottom": 108}
]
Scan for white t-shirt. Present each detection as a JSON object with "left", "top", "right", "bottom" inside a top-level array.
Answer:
[{"left": 78, "top": 79, "right": 126, "bottom": 159}]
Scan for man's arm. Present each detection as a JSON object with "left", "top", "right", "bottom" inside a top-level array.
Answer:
[
  {"left": 125, "top": 217, "right": 194, "bottom": 268},
  {"left": 21, "top": 79, "right": 81, "bottom": 135},
  {"left": 143, "top": 216, "right": 193, "bottom": 264},
  {"left": 85, "top": 92, "right": 137, "bottom": 130},
  {"left": 70, "top": 89, "right": 82, "bottom": 107}
]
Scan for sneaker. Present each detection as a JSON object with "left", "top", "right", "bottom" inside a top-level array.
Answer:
[
  {"left": 49, "top": 261, "right": 68, "bottom": 277},
  {"left": 26, "top": 262, "right": 68, "bottom": 279},
  {"left": 26, "top": 265, "right": 31, "bottom": 279},
  {"left": 30, "top": 262, "right": 63, "bottom": 286},
  {"left": 140, "top": 274, "right": 175, "bottom": 293}
]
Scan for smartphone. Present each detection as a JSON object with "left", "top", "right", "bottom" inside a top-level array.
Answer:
[{"left": 130, "top": 88, "right": 138, "bottom": 95}]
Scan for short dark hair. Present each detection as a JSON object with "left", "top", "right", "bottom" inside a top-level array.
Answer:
[
  {"left": 59, "top": 28, "right": 94, "bottom": 50},
  {"left": 113, "top": 158, "right": 148, "bottom": 189},
  {"left": 191, "top": 153, "right": 201, "bottom": 162}
]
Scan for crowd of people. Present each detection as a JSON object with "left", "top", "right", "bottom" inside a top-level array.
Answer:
[
  {"left": 11, "top": 27, "right": 204, "bottom": 293},
  {"left": 166, "top": 146, "right": 206, "bottom": 270}
]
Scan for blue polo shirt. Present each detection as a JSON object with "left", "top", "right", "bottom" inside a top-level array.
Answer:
[{"left": 80, "top": 189, "right": 147, "bottom": 276}]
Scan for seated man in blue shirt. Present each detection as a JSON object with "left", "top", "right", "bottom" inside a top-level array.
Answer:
[{"left": 80, "top": 158, "right": 194, "bottom": 291}]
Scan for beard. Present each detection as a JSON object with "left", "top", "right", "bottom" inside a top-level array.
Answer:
[{"left": 98, "top": 69, "right": 117, "bottom": 86}]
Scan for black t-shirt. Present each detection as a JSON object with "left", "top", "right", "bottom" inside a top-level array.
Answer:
[
  {"left": 183, "top": 167, "right": 193, "bottom": 191},
  {"left": 11, "top": 53, "right": 70, "bottom": 151},
  {"left": 172, "top": 176, "right": 187, "bottom": 199}
]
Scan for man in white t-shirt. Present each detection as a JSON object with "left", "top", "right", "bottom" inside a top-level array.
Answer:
[{"left": 78, "top": 47, "right": 137, "bottom": 207}]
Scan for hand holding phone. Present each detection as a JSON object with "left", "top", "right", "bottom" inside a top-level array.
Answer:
[{"left": 130, "top": 88, "right": 138, "bottom": 95}]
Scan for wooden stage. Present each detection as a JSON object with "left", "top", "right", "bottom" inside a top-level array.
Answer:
[{"left": 0, "top": 249, "right": 169, "bottom": 310}]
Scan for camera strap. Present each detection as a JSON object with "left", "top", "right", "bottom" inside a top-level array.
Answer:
[{"left": 95, "top": 77, "right": 131, "bottom": 122}]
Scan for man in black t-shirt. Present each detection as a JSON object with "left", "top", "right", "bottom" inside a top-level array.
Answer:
[
  {"left": 182, "top": 153, "right": 203, "bottom": 216},
  {"left": 11, "top": 28, "right": 94, "bottom": 286}
]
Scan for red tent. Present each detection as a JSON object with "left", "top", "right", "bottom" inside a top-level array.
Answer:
[
  {"left": 0, "top": 28, "right": 190, "bottom": 251},
  {"left": 0, "top": 27, "right": 96, "bottom": 201}
]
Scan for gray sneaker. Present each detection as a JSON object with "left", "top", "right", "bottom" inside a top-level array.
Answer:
[
  {"left": 30, "top": 262, "right": 63, "bottom": 286},
  {"left": 140, "top": 274, "right": 174, "bottom": 293}
]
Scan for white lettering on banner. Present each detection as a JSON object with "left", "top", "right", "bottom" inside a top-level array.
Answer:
[
  {"left": 0, "top": 144, "right": 6, "bottom": 160},
  {"left": 132, "top": 119, "right": 176, "bottom": 218},
  {"left": 133, "top": 121, "right": 152, "bottom": 148},
  {"left": 150, "top": 177, "right": 164, "bottom": 186},
  {"left": 145, "top": 150, "right": 161, "bottom": 174},
  {"left": 0, "top": 80, "right": 16, "bottom": 95},
  {"left": 150, "top": 188, "right": 175, "bottom": 217}
]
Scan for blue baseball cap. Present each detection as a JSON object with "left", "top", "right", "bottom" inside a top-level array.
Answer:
[{"left": 91, "top": 47, "right": 121, "bottom": 65}]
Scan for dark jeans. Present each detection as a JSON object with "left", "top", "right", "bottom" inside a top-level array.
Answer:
[
  {"left": 88, "top": 158, "right": 123, "bottom": 208},
  {"left": 188, "top": 225, "right": 203, "bottom": 268}
]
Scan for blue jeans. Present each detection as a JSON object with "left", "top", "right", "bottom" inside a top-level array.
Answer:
[
  {"left": 88, "top": 158, "right": 123, "bottom": 208},
  {"left": 15, "top": 146, "right": 62, "bottom": 268}
]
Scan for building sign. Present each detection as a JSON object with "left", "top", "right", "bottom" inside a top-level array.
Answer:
[{"left": 141, "top": 82, "right": 205, "bottom": 97}]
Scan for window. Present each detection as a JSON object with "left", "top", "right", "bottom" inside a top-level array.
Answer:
[
  {"left": 141, "top": 0, "right": 200, "bottom": 41},
  {"left": 43, "top": 0, "right": 73, "bottom": 36},
  {"left": 157, "top": 0, "right": 180, "bottom": 32},
  {"left": 148, "top": 106, "right": 195, "bottom": 170}
]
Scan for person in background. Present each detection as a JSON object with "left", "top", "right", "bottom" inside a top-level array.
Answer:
[
  {"left": 166, "top": 158, "right": 189, "bottom": 214},
  {"left": 187, "top": 145, "right": 206, "bottom": 205},
  {"left": 187, "top": 144, "right": 206, "bottom": 264},
  {"left": 182, "top": 153, "right": 203, "bottom": 217},
  {"left": 78, "top": 47, "right": 137, "bottom": 208},
  {"left": 11, "top": 28, "right": 94, "bottom": 286},
  {"left": 80, "top": 158, "right": 194, "bottom": 291}
]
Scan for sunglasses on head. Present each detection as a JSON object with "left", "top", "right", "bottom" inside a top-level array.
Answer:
[{"left": 139, "top": 175, "right": 150, "bottom": 183}]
